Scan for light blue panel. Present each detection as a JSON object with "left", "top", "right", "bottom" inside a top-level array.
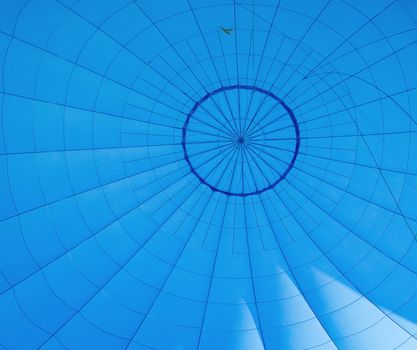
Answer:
[
  {"left": 258, "top": 295, "right": 314, "bottom": 327},
  {"left": 48, "top": 197, "right": 91, "bottom": 248},
  {"left": 33, "top": 104, "right": 66, "bottom": 151},
  {"left": 4, "top": 40, "right": 42, "bottom": 96},
  {"left": 78, "top": 31, "right": 120, "bottom": 75},
  {"left": 35, "top": 54, "right": 74, "bottom": 105},
  {"left": 148, "top": 292, "right": 204, "bottom": 327},
  {"left": 81, "top": 291, "right": 143, "bottom": 338},
  {"left": 0, "top": 156, "right": 16, "bottom": 219},
  {"left": 102, "top": 179, "right": 138, "bottom": 216},
  {"left": 134, "top": 317, "right": 200, "bottom": 350},
  {"left": 66, "top": 150, "right": 100, "bottom": 192},
  {"left": 47, "top": 10, "right": 95, "bottom": 61},
  {"left": 104, "top": 269, "right": 158, "bottom": 314},
  {"left": 0, "top": 0, "right": 27, "bottom": 33},
  {"left": 20, "top": 207, "right": 66, "bottom": 265},
  {"left": 55, "top": 313, "right": 128, "bottom": 350},
  {"left": 204, "top": 302, "right": 259, "bottom": 331},
  {"left": 75, "top": 187, "right": 115, "bottom": 232},
  {"left": 334, "top": 317, "right": 410, "bottom": 350},
  {"left": 255, "top": 272, "right": 299, "bottom": 301},
  {"left": 199, "top": 329, "right": 263, "bottom": 350},
  {"left": 93, "top": 114, "right": 120, "bottom": 148},
  {"left": 36, "top": 152, "right": 73, "bottom": 202},
  {"left": 2, "top": 96, "right": 36, "bottom": 152},
  {"left": 95, "top": 222, "right": 139, "bottom": 264},
  {"left": 66, "top": 66, "right": 103, "bottom": 109},
  {"left": 13, "top": 273, "right": 74, "bottom": 332},
  {"left": 64, "top": 108, "right": 94, "bottom": 149},
  {"left": 68, "top": 238, "right": 119, "bottom": 286},
  {"left": 101, "top": 3, "right": 148, "bottom": 46},
  {"left": 209, "top": 276, "right": 254, "bottom": 304},
  {"left": 0, "top": 217, "right": 38, "bottom": 284},
  {"left": 72, "top": 0, "right": 132, "bottom": 27},
  {"left": 263, "top": 318, "right": 333, "bottom": 349},
  {"left": 15, "top": 0, "right": 64, "bottom": 48},
  {"left": 43, "top": 255, "right": 97, "bottom": 309},
  {"left": 0, "top": 291, "right": 49, "bottom": 349},
  {"left": 163, "top": 267, "right": 209, "bottom": 301}
]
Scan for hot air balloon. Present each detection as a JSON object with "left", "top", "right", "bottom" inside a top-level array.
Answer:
[{"left": 1, "top": 1, "right": 417, "bottom": 349}]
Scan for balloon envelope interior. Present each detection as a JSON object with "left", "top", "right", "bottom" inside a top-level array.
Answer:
[{"left": 1, "top": 1, "right": 417, "bottom": 349}]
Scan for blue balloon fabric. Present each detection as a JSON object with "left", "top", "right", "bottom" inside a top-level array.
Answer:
[{"left": 1, "top": 0, "right": 417, "bottom": 349}]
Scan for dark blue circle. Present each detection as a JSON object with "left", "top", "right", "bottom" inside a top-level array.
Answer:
[{"left": 182, "top": 84, "right": 300, "bottom": 197}]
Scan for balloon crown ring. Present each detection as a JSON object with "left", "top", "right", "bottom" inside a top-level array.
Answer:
[{"left": 182, "top": 85, "right": 300, "bottom": 197}]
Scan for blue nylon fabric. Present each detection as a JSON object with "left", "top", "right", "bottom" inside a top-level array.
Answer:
[{"left": 1, "top": 0, "right": 417, "bottom": 349}]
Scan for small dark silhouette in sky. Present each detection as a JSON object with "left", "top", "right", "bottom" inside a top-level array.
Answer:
[{"left": 220, "top": 26, "right": 233, "bottom": 34}]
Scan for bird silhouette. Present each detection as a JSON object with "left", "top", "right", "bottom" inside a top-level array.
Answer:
[{"left": 220, "top": 26, "right": 233, "bottom": 34}]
